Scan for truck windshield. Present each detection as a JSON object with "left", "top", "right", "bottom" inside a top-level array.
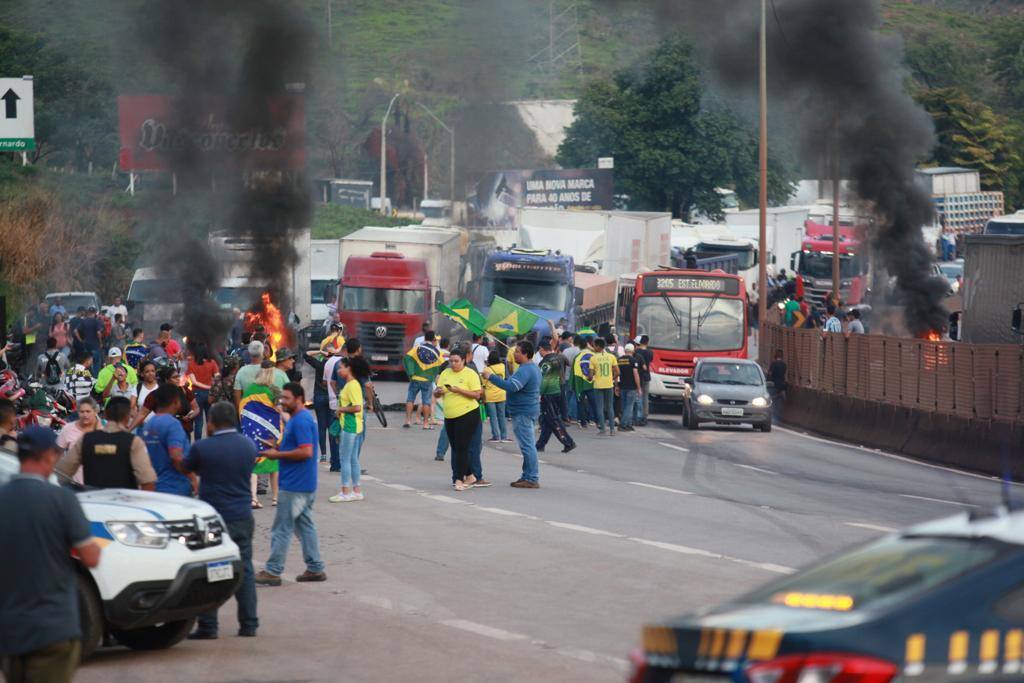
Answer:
[
  {"left": 128, "top": 280, "right": 183, "bottom": 304},
  {"left": 215, "top": 288, "right": 264, "bottom": 310},
  {"left": 984, "top": 219, "right": 1024, "bottom": 235},
  {"left": 636, "top": 296, "right": 744, "bottom": 351},
  {"left": 342, "top": 287, "right": 426, "bottom": 314},
  {"left": 483, "top": 279, "right": 569, "bottom": 312},
  {"left": 799, "top": 252, "right": 860, "bottom": 279}
]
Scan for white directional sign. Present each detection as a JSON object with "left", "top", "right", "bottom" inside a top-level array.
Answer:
[{"left": 0, "top": 76, "right": 34, "bottom": 151}]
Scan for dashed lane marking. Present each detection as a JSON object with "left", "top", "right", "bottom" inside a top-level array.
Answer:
[
  {"left": 440, "top": 619, "right": 529, "bottom": 642},
  {"left": 658, "top": 442, "right": 690, "bottom": 453},
  {"left": 546, "top": 521, "right": 625, "bottom": 538},
  {"left": 477, "top": 506, "right": 540, "bottom": 519},
  {"left": 627, "top": 482, "right": 695, "bottom": 496},
  {"left": 628, "top": 537, "right": 795, "bottom": 575},
  {"left": 899, "top": 494, "right": 977, "bottom": 508},
  {"left": 844, "top": 522, "right": 898, "bottom": 533},
  {"left": 733, "top": 463, "right": 778, "bottom": 475}
]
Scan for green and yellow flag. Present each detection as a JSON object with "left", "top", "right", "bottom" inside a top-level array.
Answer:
[
  {"left": 402, "top": 343, "right": 445, "bottom": 381},
  {"left": 484, "top": 296, "right": 540, "bottom": 337},
  {"left": 438, "top": 299, "right": 486, "bottom": 336}
]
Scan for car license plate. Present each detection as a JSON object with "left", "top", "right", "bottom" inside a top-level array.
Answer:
[
  {"left": 371, "top": 354, "right": 389, "bottom": 362},
  {"left": 206, "top": 560, "right": 234, "bottom": 583},
  {"left": 721, "top": 407, "right": 744, "bottom": 417}
]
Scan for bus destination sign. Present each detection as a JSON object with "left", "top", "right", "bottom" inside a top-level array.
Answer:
[{"left": 641, "top": 274, "right": 740, "bottom": 296}]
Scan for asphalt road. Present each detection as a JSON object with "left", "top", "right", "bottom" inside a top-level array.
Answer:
[{"left": 77, "top": 381, "right": 1013, "bottom": 683}]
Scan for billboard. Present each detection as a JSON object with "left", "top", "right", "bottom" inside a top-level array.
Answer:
[
  {"left": 117, "top": 95, "right": 306, "bottom": 171},
  {"left": 468, "top": 168, "right": 613, "bottom": 228}
]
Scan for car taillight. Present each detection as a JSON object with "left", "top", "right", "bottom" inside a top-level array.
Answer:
[
  {"left": 627, "top": 648, "right": 648, "bottom": 683},
  {"left": 746, "top": 653, "right": 897, "bottom": 683}
]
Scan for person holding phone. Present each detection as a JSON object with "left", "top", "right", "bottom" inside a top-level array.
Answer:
[{"left": 434, "top": 350, "right": 483, "bottom": 492}]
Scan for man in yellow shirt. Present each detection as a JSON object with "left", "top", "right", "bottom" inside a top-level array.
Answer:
[
  {"left": 590, "top": 337, "right": 619, "bottom": 436},
  {"left": 329, "top": 358, "right": 364, "bottom": 503}
]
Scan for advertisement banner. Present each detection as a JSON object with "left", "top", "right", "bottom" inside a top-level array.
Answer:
[
  {"left": 469, "top": 168, "right": 613, "bottom": 228},
  {"left": 118, "top": 95, "right": 306, "bottom": 171}
]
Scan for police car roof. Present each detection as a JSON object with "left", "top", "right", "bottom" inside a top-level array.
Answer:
[{"left": 903, "top": 506, "right": 1024, "bottom": 546}]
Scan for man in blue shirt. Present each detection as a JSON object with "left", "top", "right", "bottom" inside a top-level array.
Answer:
[
  {"left": 141, "top": 384, "right": 193, "bottom": 496},
  {"left": 255, "top": 382, "right": 326, "bottom": 585},
  {"left": 183, "top": 401, "right": 259, "bottom": 639},
  {"left": 482, "top": 340, "right": 542, "bottom": 488},
  {"left": 823, "top": 304, "right": 844, "bottom": 334}
]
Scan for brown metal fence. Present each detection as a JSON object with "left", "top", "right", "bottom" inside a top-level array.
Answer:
[{"left": 759, "top": 324, "right": 1024, "bottom": 423}]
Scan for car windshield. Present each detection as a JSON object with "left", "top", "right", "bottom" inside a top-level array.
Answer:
[
  {"left": 128, "top": 279, "right": 184, "bottom": 304},
  {"left": 482, "top": 278, "right": 569, "bottom": 312},
  {"left": 939, "top": 264, "right": 963, "bottom": 279},
  {"left": 342, "top": 286, "right": 426, "bottom": 314},
  {"left": 636, "top": 296, "right": 745, "bottom": 352},
  {"left": 698, "top": 362, "right": 763, "bottom": 385},
  {"left": 49, "top": 294, "right": 98, "bottom": 311},
  {"left": 739, "top": 535, "right": 1004, "bottom": 612},
  {"left": 799, "top": 252, "right": 860, "bottom": 279}
]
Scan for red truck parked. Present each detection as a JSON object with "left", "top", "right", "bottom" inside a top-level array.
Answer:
[{"left": 793, "top": 220, "right": 869, "bottom": 307}]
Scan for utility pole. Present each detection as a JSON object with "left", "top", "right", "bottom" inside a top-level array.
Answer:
[
  {"left": 416, "top": 102, "right": 456, "bottom": 204},
  {"left": 380, "top": 93, "right": 400, "bottom": 216},
  {"left": 757, "top": 0, "right": 768, "bottom": 346},
  {"left": 832, "top": 136, "right": 841, "bottom": 305},
  {"left": 326, "top": 0, "right": 332, "bottom": 42}
]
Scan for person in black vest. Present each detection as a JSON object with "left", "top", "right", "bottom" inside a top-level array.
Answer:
[{"left": 56, "top": 397, "right": 157, "bottom": 490}]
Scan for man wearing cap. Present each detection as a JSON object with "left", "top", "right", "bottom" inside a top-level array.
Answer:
[
  {"left": 0, "top": 427, "right": 101, "bottom": 682},
  {"left": 233, "top": 341, "right": 288, "bottom": 407},
  {"left": 74, "top": 306, "right": 105, "bottom": 377},
  {"left": 93, "top": 346, "right": 138, "bottom": 399},
  {"left": 275, "top": 348, "right": 301, "bottom": 383}
]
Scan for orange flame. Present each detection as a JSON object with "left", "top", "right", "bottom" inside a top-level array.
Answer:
[{"left": 244, "top": 292, "right": 291, "bottom": 351}]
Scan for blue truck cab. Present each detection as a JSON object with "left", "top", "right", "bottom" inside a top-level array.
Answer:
[{"left": 477, "top": 248, "right": 576, "bottom": 335}]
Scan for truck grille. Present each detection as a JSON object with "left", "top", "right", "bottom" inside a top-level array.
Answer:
[
  {"left": 166, "top": 516, "right": 224, "bottom": 550},
  {"left": 357, "top": 322, "right": 407, "bottom": 358}
]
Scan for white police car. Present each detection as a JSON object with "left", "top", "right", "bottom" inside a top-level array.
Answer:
[{"left": 0, "top": 448, "right": 241, "bottom": 658}]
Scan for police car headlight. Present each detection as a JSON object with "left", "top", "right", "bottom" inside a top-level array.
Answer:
[
  {"left": 696, "top": 394, "right": 715, "bottom": 405},
  {"left": 107, "top": 521, "right": 170, "bottom": 548},
  {"left": 752, "top": 396, "right": 768, "bottom": 408}
]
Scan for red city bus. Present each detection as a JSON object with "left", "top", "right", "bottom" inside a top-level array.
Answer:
[{"left": 615, "top": 270, "right": 749, "bottom": 402}]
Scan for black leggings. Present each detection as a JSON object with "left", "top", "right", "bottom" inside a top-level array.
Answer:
[{"left": 445, "top": 409, "right": 481, "bottom": 481}]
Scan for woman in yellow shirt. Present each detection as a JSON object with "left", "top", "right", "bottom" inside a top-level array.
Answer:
[
  {"left": 329, "top": 358, "right": 364, "bottom": 503},
  {"left": 434, "top": 349, "right": 483, "bottom": 491},
  {"left": 482, "top": 350, "right": 509, "bottom": 443}
]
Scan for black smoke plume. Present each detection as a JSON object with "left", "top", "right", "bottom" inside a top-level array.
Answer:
[
  {"left": 135, "top": 0, "right": 312, "bottom": 347},
  {"left": 600, "top": 0, "right": 949, "bottom": 335}
]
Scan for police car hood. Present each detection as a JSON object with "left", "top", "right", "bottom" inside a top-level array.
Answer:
[{"left": 77, "top": 488, "right": 220, "bottom": 523}]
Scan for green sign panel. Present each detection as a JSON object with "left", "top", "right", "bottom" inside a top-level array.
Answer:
[{"left": 0, "top": 138, "right": 34, "bottom": 150}]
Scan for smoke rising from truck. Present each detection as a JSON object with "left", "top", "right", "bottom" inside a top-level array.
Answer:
[
  {"left": 135, "top": 0, "right": 312, "bottom": 347},
  {"left": 599, "top": 0, "right": 949, "bottom": 335}
]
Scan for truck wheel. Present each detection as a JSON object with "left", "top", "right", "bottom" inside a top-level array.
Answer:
[
  {"left": 76, "top": 573, "right": 104, "bottom": 660},
  {"left": 111, "top": 618, "right": 194, "bottom": 651}
]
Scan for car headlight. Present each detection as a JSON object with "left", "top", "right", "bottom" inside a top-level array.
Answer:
[
  {"left": 752, "top": 396, "right": 768, "bottom": 407},
  {"left": 696, "top": 394, "right": 715, "bottom": 405},
  {"left": 106, "top": 521, "right": 170, "bottom": 549}
]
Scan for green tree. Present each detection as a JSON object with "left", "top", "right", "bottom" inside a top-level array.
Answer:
[
  {"left": 557, "top": 39, "right": 793, "bottom": 220},
  {"left": 916, "top": 86, "right": 1024, "bottom": 209},
  {"left": 991, "top": 19, "right": 1024, "bottom": 111}
]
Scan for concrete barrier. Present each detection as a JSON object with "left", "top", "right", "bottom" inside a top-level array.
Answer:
[{"left": 781, "top": 386, "right": 1024, "bottom": 480}]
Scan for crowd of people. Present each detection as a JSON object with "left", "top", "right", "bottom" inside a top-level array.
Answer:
[
  {"left": 767, "top": 269, "right": 867, "bottom": 338},
  {"left": 402, "top": 324, "right": 656, "bottom": 491}
]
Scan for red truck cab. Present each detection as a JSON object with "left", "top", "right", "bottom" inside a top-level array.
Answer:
[
  {"left": 338, "top": 252, "right": 430, "bottom": 372},
  {"left": 794, "top": 220, "right": 868, "bottom": 307}
]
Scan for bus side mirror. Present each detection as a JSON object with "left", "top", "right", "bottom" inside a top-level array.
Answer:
[{"left": 1013, "top": 306, "right": 1023, "bottom": 335}]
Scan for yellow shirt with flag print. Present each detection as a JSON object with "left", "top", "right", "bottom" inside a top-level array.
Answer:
[
  {"left": 591, "top": 351, "right": 617, "bottom": 390},
  {"left": 339, "top": 379, "right": 364, "bottom": 434},
  {"left": 437, "top": 367, "right": 481, "bottom": 419},
  {"left": 506, "top": 345, "right": 519, "bottom": 374}
]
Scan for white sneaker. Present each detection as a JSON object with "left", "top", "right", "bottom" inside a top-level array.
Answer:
[
  {"left": 350, "top": 492, "right": 364, "bottom": 501},
  {"left": 329, "top": 493, "right": 352, "bottom": 503}
]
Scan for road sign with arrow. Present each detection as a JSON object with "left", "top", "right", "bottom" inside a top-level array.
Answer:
[{"left": 0, "top": 76, "right": 34, "bottom": 151}]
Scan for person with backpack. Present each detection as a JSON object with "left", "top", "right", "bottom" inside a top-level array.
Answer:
[{"left": 36, "top": 337, "right": 69, "bottom": 389}]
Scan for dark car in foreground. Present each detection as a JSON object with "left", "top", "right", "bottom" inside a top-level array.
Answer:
[{"left": 629, "top": 507, "right": 1024, "bottom": 682}]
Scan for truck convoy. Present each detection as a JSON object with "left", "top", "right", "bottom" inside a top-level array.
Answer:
[{"left": 615, "top": 269, "right": 749, "bottom": 402}]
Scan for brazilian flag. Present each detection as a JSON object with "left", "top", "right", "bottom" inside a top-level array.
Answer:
[
  {"left": 438, "top": 299, "right": 486, "bottom": 336},
  {"left": 403, "top": 343, "right": 445, "bottom": 381},
  {"left": 484, "top": 296, "right": 540, "bottom": 337}
]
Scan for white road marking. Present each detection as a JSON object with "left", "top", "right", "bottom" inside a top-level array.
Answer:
[
  {"left": 628, "top": 538, "right": 795, "bottom": 574},
  {"left": 774, "top": 425, "right": 1018, "bottom": 485},
  {"left": 733, "top": 463, "right": 778, "bottom": 475},
  {"left": 379, "top": 482, "right": 418, "bottom": 492},
  {"left": 658, "top": 442, "right": 690, "bottom": 453},
  {"left": 423, "top": 494, "right": 471, "bottom": 504},
  {"left": 477, "top": 506, "right": 538, "bottom": 519},
  {"left": 627, "top": 481, "right": 695, "bottom": 496},
  {"left": 440, "top": 619, "right": 529, "bottom": 642},
  {"left": 546, "top": 521, "right": 624, "bottom": 538},
  {"left": 899, "top": 493, "right": 977, "bottom": 508},
  {"left": 844, "top": 522, "right": 898, "bottom": 533},
  {"left": 556, "top": 648, "right": 630, "bottom": 671},
  {"left": 360, "top": 475, "right": 380, "bottom": 481}
]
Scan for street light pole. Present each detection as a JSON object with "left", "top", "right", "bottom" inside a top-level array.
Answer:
[
  {"left": 380, "top": 93, "right": 400, "bottom": 216},
  {"left": 416, "top": 102, "right": 456, "bottom": 204},
  {"left": 757, "top": 0, "right": 768, "bottom": 350}
]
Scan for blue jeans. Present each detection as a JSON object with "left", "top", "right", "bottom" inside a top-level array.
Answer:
[
  {"left": 340, "top": 430, "right": 362, "bottom": 488},
  {"left": 313, "top": 395, "right": 340, "bottom": 470},
  {"left": 511, "top": 413, "right": 539, "bottom": 483},
  {"left": 198, "top": 516, "right": 257, "bottom": 634},
  {"left": 87, "top": 345, "right": 102, "bottom": 377},
  {"left": 620, "top": 389, "right": 638, "bottom": 428},
  {"left": 193, "top": 389, "right": 210, "bottom": 441},
  {"left": 578, "top": 389, "right": 597, "bottom": 426},
  {"left": 406, "top": 380, "right": 432, "bottom": 404},
  {"left": 265, "top": 490, "right": 324, "bottom": 576},
  {"left": 594, "top": 388, "right": 615, "bottom": 432},
  {"left": 436, "top": 423, "right": 448, "bottom": 458},
  {"left": 486, "top": 401, "right": 508, "bottom": 440},
  {"left": 565, "top": 387, "right": 578, "bottom": 421}
]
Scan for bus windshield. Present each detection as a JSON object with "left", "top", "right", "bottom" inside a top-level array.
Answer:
[
  {"left": 482, "top": 278, "right": 569, "bottom": 312},
  {"left": 636, "top": 296, "right": 744, "bottom": 351}
]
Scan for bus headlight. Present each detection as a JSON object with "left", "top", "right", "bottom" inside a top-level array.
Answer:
[
  {"left": 696, "top": 394, "right": 715, "bottom": 406},
  {"left": 751, "top": 396, "right": 768, "bottom": 408}
]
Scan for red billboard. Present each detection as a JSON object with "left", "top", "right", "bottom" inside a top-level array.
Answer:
[{"left": 117, "top": 95, "right": 306, "bottom": 171}]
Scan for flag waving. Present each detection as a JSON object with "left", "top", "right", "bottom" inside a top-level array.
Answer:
[
  {"left": 403, "top": 343, "right": 445, "bottom": 381},
  {"left": 484, "top": 296, "right": 540, "bottom": 337},
  {"left": 438, "top": 299, "right": 486, "bottom": 336}
]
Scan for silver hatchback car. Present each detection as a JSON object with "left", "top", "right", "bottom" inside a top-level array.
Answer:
[{"left": 682, "top": 357, "right": 773, "bottom": 432}]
